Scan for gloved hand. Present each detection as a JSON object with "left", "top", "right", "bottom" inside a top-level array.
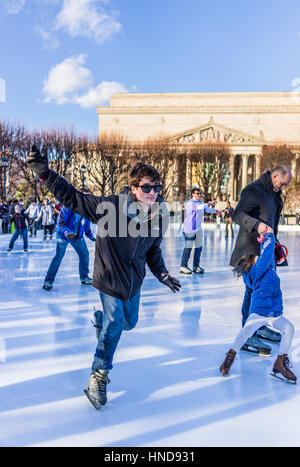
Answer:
[
  {"left": 161, "top": 274, "right": 181, "bottom": 293},
  {"left": 27, "top": 144, "right": 50, "bottom": 179},
  {"left": 66, "top": 232, "right": 77, "bottom": 241}
]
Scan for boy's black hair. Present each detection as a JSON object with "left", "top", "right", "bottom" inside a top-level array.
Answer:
[{"left": 233, "top": 254, "right": 256, "bottom": 278}]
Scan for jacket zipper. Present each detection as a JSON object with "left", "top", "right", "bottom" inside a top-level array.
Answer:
[{"left": 128, "top": 235, "right": 141, "bottom": 301}]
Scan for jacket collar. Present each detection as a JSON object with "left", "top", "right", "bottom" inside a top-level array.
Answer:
[{"left": 258, "top": 171, "right": 282, "bottom": 196}]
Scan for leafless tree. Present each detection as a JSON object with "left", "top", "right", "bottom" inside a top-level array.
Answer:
[
  {"left": 188, "top": 142, "right": 231, "bottom": 200},
  {"left": 129, "top": 138, "right": 180, "bottom": 200},
  {"left": 261, "top": 144, "right": 294, "bottom": 172},
  {"left": 76, "top": 133, "right": 130, "bottom": 195}
]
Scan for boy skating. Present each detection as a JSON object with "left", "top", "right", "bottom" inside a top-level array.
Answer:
[{"left": 28, "top": 146, "right": 181, "bottom": 409}]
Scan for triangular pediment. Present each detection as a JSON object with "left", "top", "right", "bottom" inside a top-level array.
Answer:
[{"left": 169, "top": 118, "right": 265, "bottom": 145}]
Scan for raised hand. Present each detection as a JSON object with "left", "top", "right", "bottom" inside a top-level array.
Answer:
[{"left": 27, "top": 144, "right": 50, "bottom": 179}]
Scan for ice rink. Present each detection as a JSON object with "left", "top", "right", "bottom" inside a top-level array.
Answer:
[{"left": 0, "top": 224, "right": 300, "bottom": 447}]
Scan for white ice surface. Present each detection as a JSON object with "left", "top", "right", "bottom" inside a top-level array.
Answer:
[{"left": 0, "top": 225, "right": 300, "bottom": 447}]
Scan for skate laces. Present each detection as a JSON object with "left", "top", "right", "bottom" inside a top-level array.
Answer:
[
  {"left": 224, "top": 349, "right": 236, "bottom": 369},
  {"left": 93, "top": 371, "right": 110, "bottom": 393},
  {"left": 283, "top": 356, "right": 293, "bottom": 372}
]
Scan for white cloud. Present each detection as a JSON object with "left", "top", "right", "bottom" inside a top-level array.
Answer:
[
  {"left": 42, "top": 55, "right": 130, "bottom": 108},
  {"left": 4, "top": 0, "right": 26, "bottom": 14},
  {"left": 55, "top": 0, "right": 121, "bottom": 44},
  {"left": 74, "top": 81, "right": 128, "bottom": 108},
  {"left": 42, "top": 55, "right": 93, "bottom": 104}
]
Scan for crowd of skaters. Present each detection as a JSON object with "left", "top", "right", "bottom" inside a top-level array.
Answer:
[{"left": 0, "top": 198, "right": 62, "bottom": 246}]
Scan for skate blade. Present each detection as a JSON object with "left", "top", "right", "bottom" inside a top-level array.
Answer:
[
  {"left": 241, "top": 345, "right": 271, "bottom": 357},
  {"left": 270, "top": 373, "right": 297, "bottom": 385},
  {"left": 84, "top": 389, "right": 102, "bottom": 410},
  {"left": 256, "top": 335, "right": 281, "bottom": 343}
]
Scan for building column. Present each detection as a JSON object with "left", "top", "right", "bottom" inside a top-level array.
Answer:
[
  {"left": 228, "top": 154, "right": 235, "bottom": 201},
  {"left": 291, "top": 153, "right": 299, "bottom": 179},
  {"left": 242, "top": 154, "right": 249, "bottom": 189},
  {"left": 186, "top": 155, "right": 193, "bottom": 196},
  {"left": 255, "top": 153, "right": 262, "bottom": 180}
]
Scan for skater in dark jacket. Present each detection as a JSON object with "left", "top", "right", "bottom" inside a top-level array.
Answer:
[
  {"left": 230, "top": 166, "right": 292, "bottom": 353},
  {"left": 220, "top": 227, "right": 296, "bottom": 384},
  {"left": 7, "top": 205, "right": 31, "bottom": 252},
  {"left": 28, "top": 146, "right": 181, "bottom": 410}
]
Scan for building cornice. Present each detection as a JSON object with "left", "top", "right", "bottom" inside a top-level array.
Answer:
[{"left": 97, "top": 106, "right": 300, "bottom": 114}]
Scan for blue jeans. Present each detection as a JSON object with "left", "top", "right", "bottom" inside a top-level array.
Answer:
[
  {"left": 92, "top": 290, "right": 141, "bottom": 372},
  {"left": 181, "top": 232, "right": 203, "bottom": 268},
  {"left": 9, "top": 229, "right": 28, "bottom": 250},
  {"left": 45, "top": 237, "right": 89, "bottom": 283}
]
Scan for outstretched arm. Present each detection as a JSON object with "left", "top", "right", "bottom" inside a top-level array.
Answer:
[
  {"left": 254, "top": 232, "right": 275, "bottom": 278},
  {"left": 28, "top": 145, "right": 109, "bottom": 224}
]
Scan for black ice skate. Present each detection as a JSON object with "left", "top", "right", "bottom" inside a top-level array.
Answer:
[
  {"left": 81, "top": 276, "right": 92, "bottom": 285},
  {"left": 84, "top": 370, "right": 110, "bottom": 410},
  {"left": 271, "top": 354, "right": 297, "bottom": 385},
  {"left": 256, "top": 326, "right": 282, "bottom": 343},
  {"left": 43, "top": 281, "right": 53, "bottom": 291},
  {"left": 241, "top": 336, "right": 271, "bottom": 357}
]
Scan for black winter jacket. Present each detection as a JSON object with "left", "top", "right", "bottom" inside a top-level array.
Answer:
[
  {"left": 10, "top": 212, "right": 31, "bottom": 230},
  {"left": 230, "top": 171, "right": 283, "bottom": 267},
  {"left": 42, "top": 171, "right": 169, "bottom": 301}
]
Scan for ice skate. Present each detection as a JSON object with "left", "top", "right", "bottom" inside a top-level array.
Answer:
[
  {"left": 91, "top": 307, "right": 102, "bottom": 340},
  {"left": 180, "top": 266, "right": 193, "bottom": 275},
  {"left": 220, "top": 349, "right": 236, "bottom": 375},
  {"left": 193, "top": 266, "right": 205, "bottom": 274},
  {"left": 256, "top": 326, "right": 282, "bottom": 343},
  {"left": 43, "top": 281, "right": 53, "bottom": 291},
  {"left": 84, "top": 370, "right": 110, "bottom": 410},
  {"left": 81, "top": 276, "right": 92, "bottom": 285},
  {"left": 241, "top": 336, "right": 271, "bottom": 357},
  {"left": 271, "top": 354, "right": 297, "bottom": 384}
]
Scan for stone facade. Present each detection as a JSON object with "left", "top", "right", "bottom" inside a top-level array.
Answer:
[{"left": 97, "top": 92, "right": 300, "bottom": 200}]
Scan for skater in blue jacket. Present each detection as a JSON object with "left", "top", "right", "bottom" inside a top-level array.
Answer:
[
  {"left": 219, "top": 227, "right": 296, "bottom": 384},
  {"left": 43, "top": 205, "right": 96, "bottom": 290}
]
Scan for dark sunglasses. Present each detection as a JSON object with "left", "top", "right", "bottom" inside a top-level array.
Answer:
[
  {"left": 195, "top": 192, "right": 203, "bottom": 195},
  {"left": 136, "top": 185, "right": 162, "bottom": 193}
]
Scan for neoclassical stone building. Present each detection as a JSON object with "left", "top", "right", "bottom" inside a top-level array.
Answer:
[{"left": 97, "top": 92, "right": 300, "bottom": 200}]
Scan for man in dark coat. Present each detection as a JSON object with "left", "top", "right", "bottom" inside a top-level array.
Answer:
[
  {"left": 230, "top": 166, "right": 292, "bottom": 352},
  {"left": 28, "top": 146, "right": 181, "bottom": 410}
]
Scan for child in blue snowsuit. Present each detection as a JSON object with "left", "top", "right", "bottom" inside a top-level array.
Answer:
[{"left": 219, "top": 227, "right": 296, "bottom": 383}]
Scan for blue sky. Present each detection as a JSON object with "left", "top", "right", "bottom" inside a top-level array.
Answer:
[{"left": 1, "top": 0, "right": 300, "bottom": 136}]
